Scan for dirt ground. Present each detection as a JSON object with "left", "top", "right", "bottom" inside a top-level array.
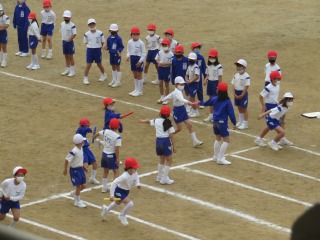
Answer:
[{"left": 1, "top": 0, "right": 320, "bottom": 239}]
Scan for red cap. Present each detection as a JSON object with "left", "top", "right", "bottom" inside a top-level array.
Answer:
[
  {"left": 79, "top": 118, "right": 90, "bottom": 126},
  {"left": 160, "top": 106, "right": 171, "bottom": 116},
  {"left": 161, "top": 38, "right": 170, "bottom": 46},
  {"left": 174, "top": 45, "right": 184, "bottom": 53},
  {"left": 208, "top": 49, "right": 219, "bottom": 57},
  {"left": 43, "top": 0, "right": 51, "bottom": 7},
  {"left": 28, "top": 12, "right": 37, "bottom": 20},
  {"left": 13, "top": 166, "right": 27, "bottom": 176},
  {"left": 268, "top": 51, "right": 278, "bottom": 58},
  {"left": 131, "top": 27, "right": 140, "bottom": 34},
  {"left": 164, "top": 29, "right": 174, "bottom": 36},
  {"left": 103, "top": 97, "right": 115, "bottom": 106},
  {"left": 125, "top": 157, "right": 140, "bottom": 169},
  {"left": 147, "top": 24, "right": 156, "bottom": 31},
  {"left": 109, "top": 118, "right": 120, "bottom": 129},
  {"left": 269, "top": 71, "right": 282, "bottom": 80},
  {"left": 191, "top": 42, "right": 201, "bottom": 50},
  {"left": 217, "top": 82, "right": 228, "bottom": 92}
]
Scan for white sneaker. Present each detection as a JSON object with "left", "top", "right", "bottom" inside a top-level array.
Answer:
[
  {"left": 111, "top": 82, "right": 121, "bottom": 88},
  {"left": 189, "top": 111, "right": 200, "bottom": 118},
  {"left": 151, "top": 79, "right": 159, "bottom": 85},
  {"left": 15, "top": 51, "right": 22, "bottom": 56},
  {"left": 157, "top": 96, "right": 164, "bottom": 104},
  {"left": 61, "top": 69, "right": 70, "bottom": 76},
  {"left": 20, "top": 53, "right": 29, "bottom": 57},
  {"left": 276, "top": 144, "right": 283, "bottom": 150},
  {"left": 88, "top": 178, "right": 100, "bottom": 184},
  {"left": 160, "top": 177, "right": 174, "bottom": 185},
  {"left": 162, "top": 100, "right": 169, "bottom": 105},
  {"left": 41, "top": 52, "right": 46, "bottom": 59},
  {"left": 129, "top": 90, "right": 137, "bottom": 96},
  {"left": 156, "top": 175, "right": 162, "bottom": 182},
  {"left": 26, "top": 64, "right": 34, "bottom": 70},
  {"left": 31, "top": 65, "right": 40, "bottom": 70},
  {"left": 1, "top": 62, "right": 7, "bottom": 68},
  {"left": 254, "top": 138, "right": 267, "bottom": 147},
  {"left": 268, "top": 141, "right": 279, "bottom": 151},
  {"left": 131, "top": 91, "right": 142, "bottom": 97},
  {"left": 46, "top": 53, "right": 52, "bottom": 60},
  {"left": 236, "top": 122, "right": 243, "bottom": 127},
  {"left": 199, "top": 105, "right": 204, "bottom": 109},
  {"left": 67, "top": 71, "right": 75, "bottom": 77},
  {"left": 238, "top": 123, "right": 248, "bottom": 130},
  {"left": 74, "top": 201, "right": 87, "bottom": 208},
  {"left": 278, "top": 137, "right": 293, "bottom": 146},
  {"left": 193, "top": 140, "right": 203, "bottom": 148},
  {"left": 212, "top": 156, "right": 218, "bottom": 162},
  {"left": 83, "top": 78, "right": 90, "bottom": 85},
  {"left": 101, "top": 205, "right": 108, "bottom": 220},
  {"left": 101, "top": 187, "right": 109, "bottom": 193},
  {"left": 99, "top": 74, "right": 107, "bottom": 82},
  {"left": 217, "top": 157, "right": 231, "bottom": 165},
  {"left": 118, "top": 214, "right": 128, "bottom": 225},
  {"left": 108, "top": 80, "right": 115, "bottom": 86},
  {"left": 186, "top": 106, "right": 192, "bottom": 113},
  {"left": 203, "top": 115, "right": 213, "bottom": 123}
]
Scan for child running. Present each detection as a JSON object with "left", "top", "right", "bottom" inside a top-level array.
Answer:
[
  {"left": 101, "top": 157, "right": 141, "bottom": 225},
  {"left": 0, "top": 166, "right": 27, "bottom": 228},
  {"left": 139, "top": 106, "right": 176, "bottom": 184},
  {"left": 0, "top": 4, "right": 10, "bottom": 68},
  {"left": 26, "top": 12, "right": 41, "bottom": 70}
]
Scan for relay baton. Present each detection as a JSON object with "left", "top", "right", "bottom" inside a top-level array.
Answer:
[
  {"left": 122, "top": 111, "right": 134, "bottom": 118},
  {"left": 104, "top": 198, "right": 121, "bottom": 201},
  {"left": 92, "top": 126, "right": 97, "bottom": 143}
]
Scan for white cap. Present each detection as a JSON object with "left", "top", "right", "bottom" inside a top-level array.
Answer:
[
  {"left": 109, "top": 23, "right": 118, "bottom": 31},
  {"left": 283, "top": 92, "right": 294, "bottom": 98},
  {"left": 188, "top": 52, "right": 197, "bottom": 60},
  {"left": 13, "top": 166, "right": 27, "bottom": 176},
  {"left": 73, "top": 134, "right": 84, "bottom": 144},
  {"left": 174, "top": 76, "right": 186, "bottom": 84},
  {"left": 235, "top": 59, "right": 247, "bottom": 67},
  {"left": 87, "top": 18, "right": 96, "bottom": 25},
  {"left": 63, "top": 10, "right": 72, "bottom": 18},
  {"left": 0, "top": 4, "right": 3, "bottom": 11}
]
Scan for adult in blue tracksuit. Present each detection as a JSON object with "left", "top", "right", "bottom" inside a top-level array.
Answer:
[
  {"left": 204, "top": 82, "right": 236, "bottom": 165},
  {"left": 13, "top": 0, "right": 30, "bottom": 56}
]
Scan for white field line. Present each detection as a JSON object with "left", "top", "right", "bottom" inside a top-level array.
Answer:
[
  {"left": 231, "top": 155, "right": 320, "bottom": 183},
  {"left": 140, "top": 183, "right": 291, "bottom": 234},
  {"left": 63, "top": 196, "right": 200, "bottom": 240},
  {"left": 6, "top": 213, "right": 86, "bottom": 240},
  {"left": 181, "top": 167, "right": 312, "bottom": 207}
]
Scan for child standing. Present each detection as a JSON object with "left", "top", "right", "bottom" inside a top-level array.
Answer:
[
  {"left": 94, "top": 118, "right": 122, "bottom": 193},
  {"left": 161, "top": 76, "right": 203, "bottom": 147},
  {"left": 63, "top": 134, "right": 87, "bottom": 208},
  {"left": 156, "top": 38, "right": 174, "bottom": 105},
  {"left": 264, "top": 51, "right": 281, "bottom": 86},
  {"left": 139, "top": 106, "right": 176, "bottom": 184},
  {"left": 101, "top": 157, "right": 141, "bottom": 225},
  {"left": 76, "top": 118, "right": 99, "bottom": 184},
  {"left": 127, "top": 27, "right": 146, "bottom": 96},
  {"left": 257, "top": 92, "right": 294, "bottom": 151},
  {"left": 231, "top": 59, "right": 250, "bottom": 129},
  {"left": 0, "top": 4, "right": 10, "bottom": 68},
  {"left": 103, "top": 97, "right": 124, "bottom": 133},
  {"left": 144, "top": 23, "right": 161, "bottom": 84},
  {"left": 26, "top": 12, "right": 41, "bottom": 70},
  {"left": 105, "top": 23, "right": 124, "bottom": 88},
  {"left": 40, "top": 0, "right": 56, "bottom": 60},
  {"left": 60, "top": 10, "right": 76, "bottom": 77},
  {"left": 83, "top": 19, "right": 106, "bottom": 85},
  {"left": 0, "top": 166, "right": 27, "bottom": 228},
  {"left": 171, "top": 45, "right": 188, "bottom": 85},
  {"left": 186, "top": 52, "right": 200, "bottom": 118},
  {"left": 204, "top": 82, "right": 236, "bottom": 165},
  {"left": 13, "top": 0, "right": 30, "bottom": 57},
  {"left": 203, "top": 49, "right": 223, "bottom": 123}
]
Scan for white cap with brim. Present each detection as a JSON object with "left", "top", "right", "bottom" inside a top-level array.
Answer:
[
  {"left": 283, "top": 92, "right": 294, "bottom": 98},
  {"left": 87, "top": 18, "right": 96, "bottom": 25},
  {"left": 110, "top": 23, "right": 118, "bottom": 31},
  {"left": 63, "top": 10, "right": 72, "bottom": 18},
  {"left": 235, "top": 59, "right": 247, "bottom": 68},
  {"left": 73, "top": 134, "right": 84, "bottom": 144},
  {"left": 175, "top": 76, "right": 186, "bottom": 84}
]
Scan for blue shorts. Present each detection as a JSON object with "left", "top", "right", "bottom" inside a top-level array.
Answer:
[
  {"left": 146, "top": 49, "right": 158, "bottom": 64},
  {"left": 101, "top": 152, "right": 119, "bottom": 170},
  {"left": 0, "top": 198, "right": 20, "bottom": 214},
  {"left": 213, "top": 120, "right": 230, "bottom": 137},
  {"left": 266, "top": 115, "right": 280, "bottom": 130},
  {"left": 114, "top": 187, "right": 130, "bottom": 200},
  {"left": 183, "top": 84, "right": 190, "bottom": 94},
  {"left": 0, "top": 30, "right": 8, "bottom": 44},
  {"left": 173, "top": 105, "right": 189, "bottom": 124},
  {"left": 156, "top": 137, "right": 172, "bottom": 156},
  {"left": 29, "top": 35, "right": 39, "bottom": 49},
  {"left": 130, "top": 55, "right": 144, "bottom": 72},
  {"left": 86, "top": 48, "right": 102, "bottom": 64},
  {"left": 40, "top": 23, "right": 54, "bottom": 36},
  {"left": 69, "top": 167, "right": 86, "bottom": 186},
  {"left": 187, "top": 82, "right": 199, "bottom": 97},
  {"left": 207, "top": 80, "right": 218, "bottom": 97},
  {"left": 62, "top": 40, "right": 75, "bottom": 55},
  {"left": 158, "top": 67, "right": 171, "bottom": 82},
  {"left": 83, "top": 147, "right": 96, "bottom": 165},
  {"left": 109, "top": 53, "right": 121, "bottom": 65},
  {"left": 265, "top": 103, "right": 277, "bottom": 111},
  {"left": 234, "top": 90, "right": 248, "bottom": 108}
]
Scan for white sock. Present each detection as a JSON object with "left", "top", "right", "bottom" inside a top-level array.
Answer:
[
  {"left": 239, "top": 113, "right": 244, "bottom": 123},
  {"left": 70, "top": 66, "right": 74, "bottom": 72},
  {"left": 134, "top": 79, "right": 138, "bottom": 91},
  {"left": 112, "top": 70, "right": 117, "bottom": 81},
  {"left": 102, "top": 178, "right": 108, "bottom": 189},
  {"left": 214, "top": 140, "right": 221, "bottom": 158},
  {"left": 91, "top": 169, "right": 97, "bottom": 179},
  {"left": 30, "top": 55, "right": 34, "bottom": 65},
  {"left": 218, "top": 142, "right": 229, "bottom": 160},
  {"left": 75, "top": 195, "right": 80, "bottom": 202},
  {"left": 2, "top": 53, "right": 7, "bottom": 62},
  {"left": 48, "top": 49, "right": 52, "bottom": 54},
  {"left": 0, "top": 51, "right": 3, "bottom": 60},
  {"left": 163, "top": 166, "right": 171, "bottom": 179},
  {"left": 42, "top": 49, "right": 46, "bottom": 54},
  {"left": 143, "top": 72, "right": 147, "bottom": 81},
  {"left": 106, "top": 202, "right": 118, "bottom": 212},
  {"left": 138, "top": 79, "right": 143, "bottom": 92},
  {"left": 121, "top": 201, "right": 133, "bottom": 217},
  {"left": 158, "top": 164, "right": 165, "bottom": 177},
  {"left": 117, "top": 72, "right": 122, "bottom": 84},
  {"left": 9, "top": 220, "right": 17, "bottom": 228},
  {"left": 190, "top": 132, "right": 197, "bottom": 142},
  {"left": 33, "top": 54, "right": 39, "bottom": 65},
  {"left": 243, "top": 120, "right": 248, "bottom": 125}
]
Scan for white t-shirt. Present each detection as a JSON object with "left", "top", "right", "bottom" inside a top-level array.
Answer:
[
  {"left": 126, "top": 39, "right": 146, "bottom": 62},
  {"left": 1, "top": 178, "right": 26, "bottom": 202},
  {"left": 41, "top": 10, "right": 56, "bottom": 25},
  {"left": 260, "top": 83, "right": 280, "bottom": 104},
  {"left": 145, "top": 34, "right": 161, "bottom": 50},
  {"left": 110, "top": 171, "right": 140, "bottom": 196},
  {"left": 65, "top": 146, "right": 84, "bottom": 168},
  {"left": 83, "top": 30, "right": 105, "bottom": 48},
  {"left": 155, "top": 50, "right": 173, "bottom": 64},
  {"left": 186, "top": 64, "right": 200, "bottom": 82},
  {"left": 231, "top": 72, "right": 251, "bottom": 90},
  {"left": 206, "top": 64, "right": 223, "bottom": 81},
  {"left": 269, "top": 105, "right": 290, "bottom": 120},
  {"left": 0, "top": 14, "right": 10, "bottom": 26},
  {"left": 169, "top": 39, "right": 179, "bottom": 53},
  {"left": 99, "top": 129, "right": 121, "bottom": 154},
  {"left": 162, "top": 88, "right": 189, "bottom": 107},
  {"left": 28, "top": 22, "right": 41, "bottom": 40},
  {"left": 60, "top": 21, "right": 76, "bottom": 41},
  {"left": 150, "top": 118, "right": 175, "bottom": 138},
  {"left": 264, "top": 63, "right": 281, "bottom": 82}
]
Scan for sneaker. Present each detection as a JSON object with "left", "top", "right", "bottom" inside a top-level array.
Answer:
[
  {"left": 189, "top": 111, "right": 200, "bottom": 118},
  {"left": 160, "top": 177, "right": 174, "bottom": 185},
  {"left": 203, "top": 115, "right": 213, "bottom": 123},
  {"left": 151, "top": 79, "right": 159, "bottom": 85},
  {"left": 156, "top": 175, "right": 162, "bottom": 182},
  {"left": 131, "top": 91, "right": 142, "bottom": 97},
  {"left": 26, "top": 64, "right": 34, "bottom": 70},
  {"left": 111, "top": 82, "right": 121, "bottom": 88},
  {"left": 74, "top": 201, "right": 87, "bottom": 208},
  {"left": 101, "top": 187, "right": 109, "bottom": 193},
  {"left": 129, "top": 90, "right": 137, "bottom": 96},
  {"left": 83, "top": 78, "right": 90, "bottom": 85},
  {"left": 193, "top": 140, "right": 203, "bottom": 148},
  {"left": 101, "top": 205, "right": 108, "bottom": 220},
  {"left": 254, "top": 138, "right": 267, "bottom": 147},
  {"left": 238, "top": 123, "right": 248, "bottom": 130},
  {"left": 236, "top": 122, "right": 243, "bottom": 127},
  {"left": 268, "top": 141, "right": 279, "bottom": 151},
  {"left": 31, "top": 65, "right": 40, "bottom": 70},
  {"left": 162, "top": 100, "right": 169, "bottom": 105},
  {"left": 20, "top": 53, "right": 29, "bottom": 57},
  {"left": 46, "top": 53, "right": 52, "bottom": 60},
  {"left": 118, "top": 214, "right": 128, "bottom": 225},
  {"left": 88, "top": 178, "right": 100, "bottom": 185},
  {"left": 108, "top": 80, "right": 115, "bottom": 86},
  {"left": 278, "top": 137, "right": 293, "bottom": 146},
  {"left": 1, "top": 62, "right": 7, "bottom": 68},
  {"left": 276, "top": 144, "right": 283, "bottom": 150},
  {"left": 217, "top": 157, "right": 231, "bottom": 165},
  {"left": 199, "top": 105, "right": 204, "bottom": 109},
  {"left": 61, "top": 69, "right": 70, "bottom": 76},
  {"left": 67, "top": 71, "right": 75, "bottom": 77},
  {"left": 186, "top": 106, "right": 192, "bottom": 113},
  {"left": 157, "top": 96, "right": 164, "bottom": 104},
  {"left": 41, "top": 52, "right": 46, "bottom": 59},
  {"left": 212, "top": 156, "right": 218, "bottom": 162},
  {"left": 99, "top": 74, "right": 107, "bottom": 82},
  {"left": 15, "top": 51, "right": 22, "bottom": 56}
]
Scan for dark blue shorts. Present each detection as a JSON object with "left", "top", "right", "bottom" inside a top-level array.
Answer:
[
  {"left": 40, "top": 23, "right": 54, "bottom": 36},
  {"left": 188, "top": 82, "right": 199, "bottom": 97},
  {"left": 146, "top": 49, "right": 159, "bottom": 64},
  {"left": 265, "top": 103, "right": 277, "bottom": 111},
  {"left": 109, "top": 53, "right": 121, "bottom": 65},
  {"left": 156, "top": 137, "right": 172, "bottom": 156},
  {"left": 62, "top": 40, "right": 75, "bottom": 55},
  {"left": 101, "top": 152, "right": 119, "bottom": 170},
  {"left": 234, "top": 90, "right": 248, "bottom": 108},
  {"left": 86, "top": 48, "right": 102, "bottom": 64},
  {"left": 158, "top": 67, "right": 171, "bottom": 82},
  {"left": 29, "top": 35, "right": 39, "bottom": 49},
  {"left": 266, "top": 115, "right": 280, "bottom": 130},
  {"left": 207, "top": 80, "right": 218, "bottom": 97},
  {"left": 213, "top": 120, "right": 230, "bottom": 137},
  {"left": 0, "top": 30, "right": 8, "bottom": 44},
  {"left": 130, "top": 55, "right": 144, "bottom": 72},
  {"left": 0, "top": 198, "right": 20, "bottom": 214},
  {"left": 69, "top": 167, "right": 86, "bottom": 186},
  {"left": 173, "top": 105, "right": 189, "bottom": 124},
  {"left": 83, "top": 147, "right": 96, "bottom": 165},
  {"left": 114, "top": 187, "right": 130, "bottom": 200}
]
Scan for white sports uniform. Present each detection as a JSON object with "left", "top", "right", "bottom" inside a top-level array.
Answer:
[
  {"left": 65, "top": 146, "right": 84, "bottom": 168},
  {"left": 231, "top": 72, "right": 251, "bottom": 90},
  {"left": 98, "top": 129, "right": 122, "bottom": 154},
  {"left": 264, "top": 63, "right": 281, "bottom": 83},
  {"left": 260, "top": 84, "right": 280, "bottom": 104},
  {"left": 155, "top": 50, "right": 173, "bottom": 63},
  {"left": 269, "top": 105, "right": 290, "bottom": 120},
  {"left": 0, "top": 14, "right": 10, "bottom": 27},
  {"left": 163, "top": 88, "right": 189, "bottom": 106},
  {"left": 83, "top": 30, "right": 105, "bottom": 48},
  {"left": 169, "top": 39, "right": 179, "bottom": 53},
  {"left": 186, "top": 64, "right": 200, "bottom": 82},
  {"left": 110, "top": 171, "right": 140, "bottom": 196},
  {"left": 126, "top": 39, "right": 146, "bottom": 62},
  {"left": 40, "top": 10, "right": 56, "bottom": 25},
  {"left": 150, "top": 118, "right": 175, "bottom": 137},
  {"left": 145, "top": 34, "right": 161, "bottom": 50},
  {"left": 28, "top": 22, "right": 41, "bottom": 40},
  {"left": 206, "top": 64, "right": 223, "bottom": 81},
  {"left": 60, "top": 21, "right": 76, "bottom": 41},
  {"left": 0, "top": 178, "right": 26, "bottom": 202}
]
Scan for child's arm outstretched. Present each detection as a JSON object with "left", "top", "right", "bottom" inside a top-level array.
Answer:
[{"left": 258, "top": 109, "right": 272, "bottom": 120}]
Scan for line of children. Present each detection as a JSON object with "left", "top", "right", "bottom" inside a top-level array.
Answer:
[
  {"left": 186, "top": 52, "right": 200, "bottom": 117},
  {"left": 26, "top": 12, "right": 41, "bottom": 70},
  {"left": 0, "top": 4, "right": 9, "bottom": 68}
]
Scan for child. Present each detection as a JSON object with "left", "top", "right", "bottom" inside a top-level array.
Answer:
[
  {"left": 264, "top": 51, "right": 281, "bottom": 86},
  {"left": 144, "top": 23, "right": 161, "bottom": 84},
  {"left": 171, "top": 45, "right": 188, "bottom": 85},
  {"left": 60, "top": 10, "right": 76, "bottom": 77},
  {"left": 103, "top": 97, "right": 124, "bottom": 133},
  {"left": 63, "top": 134, "right": 88, "bottom": 208},
  {"left": 0, "top": 166, "right": 27, "bottom": 228},
  {"left": 94, "top": 118, "right": 122, "bottom": 193},
  {"left": 139, "top": 106, "right": 176, "bottom": 184},
  {"left": 156, "top": 38, "right": 173, "bottom": 105},
  {"left": 40, "top": 0, "right": 56, "bottom": 60},
  {"left": 160, "top": 76, "right": 203, "bottom": 147},
  {"left": 0, "top": 4, "right": 9, "bottom": 68},
  {"left": 203, "top": 49, "right": 223, "bottom": 122},
  {"left": 13, "top": 0, "right": 30, "bottom": 57},
  {"left": 231, "top": 59, "right": 250, "bottom": 129},
  {"left": 101, "top": 157, "right": 141, "bottom": 225},
  {"left": 26, "top": 12, "right": 41, "bottom": 70},
  {"left": 83, "top": 19, "right": 106, "bottom": 85},
  {"left": 76, "top": 118, "right": 99, "bottom": 184},
  {"left": 186, "top": 52, "right": 200, "bottom": 117},
  {"left": 105, "top": 23, "right": 124, "bottom": 88},
  {"left": 127, "top": 27, "right": 146, "bottom": 96},
  {"left": 204, "top": 82, "right": 236, "bottom": 165},
  {"left": 191, "top": 42, "right": 207, "bottom": 109},
  {"left": 257, "top": 92, "right": 294, "bottom": 151}
]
